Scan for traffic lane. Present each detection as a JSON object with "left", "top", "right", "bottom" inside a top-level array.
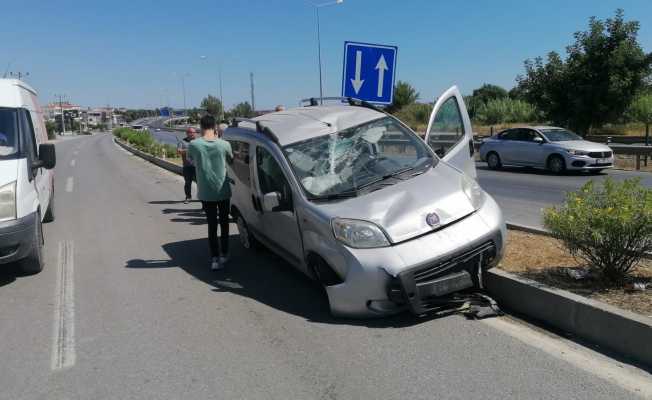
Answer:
[
  {"left": 42, "top": 134, "right": 637, "bottom": 399},
  {"left": 0, "top": 135, "right": 93, "bottom": 400},
  {"left": 476, "top": 162, "right": 652, "bottom": 228},
  {"left": 151, "top": 128, "right": 184, "bottom": 146}
]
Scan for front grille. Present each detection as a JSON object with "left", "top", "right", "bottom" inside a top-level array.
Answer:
[
  {"left": 390, "top": 241, "right": 496, "bottom": 314},
  {"left": 588, "top": 151, "right": 612, "bottom": 158}
]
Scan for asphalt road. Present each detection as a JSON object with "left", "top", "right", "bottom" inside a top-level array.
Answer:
[
  {"left": 3, "top": 133, "right": 648, "bottom": 399},
  {"left": 477, "top": 163, "right": 652, "bottom": 228}
]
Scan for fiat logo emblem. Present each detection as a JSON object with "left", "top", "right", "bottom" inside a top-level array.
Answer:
[{"left": 426, "top": 212, "right": 440, "bottom": 227}]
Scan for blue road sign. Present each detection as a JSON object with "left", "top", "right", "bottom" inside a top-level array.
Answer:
[{"left": 342, "top": 41, "right": 397, "bottom": 105}]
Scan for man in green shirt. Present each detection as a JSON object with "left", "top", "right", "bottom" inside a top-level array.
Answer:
[{"left": 187, "top": 114, "right": 233, "bottom": 271}]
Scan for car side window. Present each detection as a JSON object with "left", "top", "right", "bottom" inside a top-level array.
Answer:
[
  {"left": 499, "top": 129, "right": 518, "bottom": 140},
  {"left": 520, "top": 129, "right": 539, "bottom": 142},
  {"left": 256, "top": 146, "right": 292, "bottom": 209},
  {"left": 427, "top": 96, "right": 465, "bottom": 157},
  {"left": 19, "top": 109, "right": 38, "bottom": 179},
  {"left": 228, "top": 140, "right": 251, "bottom": 185}
]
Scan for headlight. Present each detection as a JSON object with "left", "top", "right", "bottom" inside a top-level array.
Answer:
[
  {"left": 462, "top": 176, "right": 485, "bottom": 210},
  {"left": 566, "top": 149, "right": 589, "bottom": 156},
  {"left": 0, "top": 181, "right": 17, "bottom": 222},
  {"left": 332, "top": 218, "right": 390, "bottom": 248}
]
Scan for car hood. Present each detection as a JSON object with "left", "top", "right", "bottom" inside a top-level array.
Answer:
[
  {"left": 315, "top": 162, "right": 476, "bottom": 243},
  {"left": 552, "top": 140, "right": 611, "bottom": 152},
  {"left": 0, "top": 159, "right": 18, "bottom": 187}
]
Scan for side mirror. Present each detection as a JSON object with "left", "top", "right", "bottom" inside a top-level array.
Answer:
[
  {"left": 533, "top": 136, "right": 544, "bottom": 144},
  {"left": 262, "top": 192, "right": 281, "bottom": 212},
  {"left": 36, "top": 143, "right": 56, "bottom": 170}
]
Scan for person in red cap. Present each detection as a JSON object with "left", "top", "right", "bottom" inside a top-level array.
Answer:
[{"left": 177, "top": 127, "right": 197, "bottom": 203}]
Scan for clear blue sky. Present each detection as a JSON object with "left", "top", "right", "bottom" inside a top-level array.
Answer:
[{"left": 2, "top": 0, "right": 651, "bottom": 110}]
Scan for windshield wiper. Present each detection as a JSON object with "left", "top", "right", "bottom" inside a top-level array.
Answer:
[{"left": 307, "top": 191, "right": 358, "bottom": 201}]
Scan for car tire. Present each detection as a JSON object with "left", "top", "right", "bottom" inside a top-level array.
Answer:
[
  {"left": 309, "top": 257, "right": 342, "bottom": 286},
  {"left": 19, "top": 214, "right": 44, "bottom": 275},
  {"left": 547, "top": 155, "right": 566, "bottom": 174},
  {"left": 235, "top": 212, "right": 258, "bottom": 250},
  {"left": 43, "top": 187, "right": 55, "bottom": 223},
  {"left": 486, "top": 152, "right": 502, "bottom": 170}
]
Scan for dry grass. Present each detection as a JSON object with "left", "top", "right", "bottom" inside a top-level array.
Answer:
[{"left": 499, "top": 230, "right": 652, "bottom": 317}]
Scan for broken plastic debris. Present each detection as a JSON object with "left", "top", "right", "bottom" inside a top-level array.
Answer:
[{"left": 566, "top": 268, "right": 589, "bottom": 280}]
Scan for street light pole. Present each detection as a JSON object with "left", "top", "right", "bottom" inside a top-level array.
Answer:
[{"left": 309, "top": 0, "right": 343, "bottom": 105}]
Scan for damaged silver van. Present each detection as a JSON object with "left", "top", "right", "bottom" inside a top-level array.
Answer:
[{"left": 224, "top": 86, "right": 506, "bottom": 317}]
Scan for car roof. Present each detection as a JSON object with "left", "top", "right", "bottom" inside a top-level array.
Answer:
[
  {"left": 228, "top": 105, "right": 386, "bottom": 146},
  {"left": 0, "top": 79, "right": 38, "bottom": 108},
  {"left": 501, "top": 125, "right": 565, "bottom": 132}
]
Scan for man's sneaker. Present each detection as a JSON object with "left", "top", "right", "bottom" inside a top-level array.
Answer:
[
  {"left": 183, "top": 197, "right": 190, "bottom": 204},
  {"left": 210, "top": 257, "right": 222, "bottom": 271},
  {"left": 219, "top": 254, "right": 230, "bottom": 265}
]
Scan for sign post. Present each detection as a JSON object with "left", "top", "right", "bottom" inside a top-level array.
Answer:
[{"left": 341, "top": 41, "right": 397, "bottom": 105}]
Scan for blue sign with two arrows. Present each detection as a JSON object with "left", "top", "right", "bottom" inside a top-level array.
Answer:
[{"left": 341, "top": 41, "right": 398, "bottom": 105}]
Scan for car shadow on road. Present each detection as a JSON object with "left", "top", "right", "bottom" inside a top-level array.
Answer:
[
  {"left": 476, "top": 163, "right": 608, "bottom": 176},
  {"left": 125, "top": 236, "right": 443, "bottom": 328},
  {"left": 0, "top": 264, "right": 24, "bottom": 288}
]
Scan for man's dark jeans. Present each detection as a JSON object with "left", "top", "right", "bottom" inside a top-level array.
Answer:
[
  {"left": 182, "top": 166, "right": 195, "bottom": 199},
  {"left": 201, "top": 200, "right": 230, "bottom": 257}
]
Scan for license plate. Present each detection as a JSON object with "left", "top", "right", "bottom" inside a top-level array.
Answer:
[
  {"left": 597, "top": 158, "right": 608, "bottom": 164},
  {"left": 417, "top": 271, "right": 474, "bottom": 297}
]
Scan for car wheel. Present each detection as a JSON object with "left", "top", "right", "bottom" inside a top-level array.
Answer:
[
  {"left": 486, "top": 152, "right": 502, "bottom": 170},
  {"left": 547, "top": 155, "right": 566, "bottom": 174},
  {"left": 235, "top": 213, "right": 258, "bottom": 250},
  {"left": 43, "top": 186, "right": 55, "bottom": 223},
  {"left": 309, "top": 257, "right": 342, "bottom": 286},
  {"left": 19, "top": 214, "right": 44, "bottom": 275}
]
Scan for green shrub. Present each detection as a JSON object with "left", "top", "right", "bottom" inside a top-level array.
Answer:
[
  {"left": 394, "top": 102, "right": 432, "bottom": 131},
  {"left": 476, "top": 98, "right": 539, "bottom": 125},
  {"left": 543, "top": 178, "right": 652, "bottom": 283},
  {"left": 113, "top": 128, "right": 180, "bottom": 159}
]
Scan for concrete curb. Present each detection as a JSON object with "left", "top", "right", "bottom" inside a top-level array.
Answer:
[
  {"left": 486, "top": 269, "right": 652, "bottom": 368},
  {"left": 505, "top": 222, "right": 553, "bottom": 237},
  {"left": 114, "top": 138, "right": 183, "bottom": 176}
]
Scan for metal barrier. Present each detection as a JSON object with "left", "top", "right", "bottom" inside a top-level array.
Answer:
[{"left": 609, "top": 145, "right": 652, "bottom": 170}]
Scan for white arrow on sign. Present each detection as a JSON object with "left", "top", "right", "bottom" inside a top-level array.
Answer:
[
  {"left": 350, "top": 50, "right": 364, "bottom": 94},
  {"left": 375, "top": 54, "right": 388, "bottom": 98}
]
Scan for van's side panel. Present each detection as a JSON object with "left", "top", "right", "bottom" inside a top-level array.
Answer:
[{"left": 15, "top": 157, "right": 39, "bottom": 220}]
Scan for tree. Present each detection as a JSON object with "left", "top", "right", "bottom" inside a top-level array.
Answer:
[
  {"left": 230, "top": 102, "right": 253, "bottom": 118},
  {"left": 387, "top": 81, "right": 419, "bottom": 113},
  {"left": 516, "top": 9, "right": 652, "bottom": 135},
  {"left": 472, "top": 84, "right": 508, "bottom": 104},
  {"left": 628, "top": 93, "right": 652, "bottom": 144},
  {"left": 200, "top": 95, "right": 223, "bottom": 117}
]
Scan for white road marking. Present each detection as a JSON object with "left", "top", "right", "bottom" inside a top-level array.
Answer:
[
  {"left": 73, "top": 151, "right": 79, "bottom": 156},
  {"left": 70, "top": 159, "right": 76, "bottom": 167},
  {"left": 483, "top": 317, "right": 652, "bottom": 398},
  {"left": 65, "top": 177, "right": 74, "bottom": 193},
  {"left": 51, "top": 241, "right": 76, "bottom": 371}
]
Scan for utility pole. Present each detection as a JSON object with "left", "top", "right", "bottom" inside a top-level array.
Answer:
[
  {"left": 54, "top": 94, "right": 67, "bottom": 135},
  {"left": 219, "top": 65, "right": 224, "bottom": 122},
  {"left": 250, "top": 72, "right": 255, "bottom": 114}
]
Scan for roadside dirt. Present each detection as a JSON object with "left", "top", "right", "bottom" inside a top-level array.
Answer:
[{"left": 499, "top": 230, "right": 652, "bottom": 317}]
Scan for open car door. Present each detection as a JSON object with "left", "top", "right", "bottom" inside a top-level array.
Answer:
[{"left": 424, "top": 85, "right": 476, "bottom": 179}]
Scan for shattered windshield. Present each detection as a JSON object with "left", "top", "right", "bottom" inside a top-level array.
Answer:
[{"left": 283, "top": 116, "right": 435, "bottom": 198}]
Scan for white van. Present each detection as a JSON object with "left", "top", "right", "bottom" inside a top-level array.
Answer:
[{"left": 0, "top": 79, "right": 56, "bottom": 274}]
